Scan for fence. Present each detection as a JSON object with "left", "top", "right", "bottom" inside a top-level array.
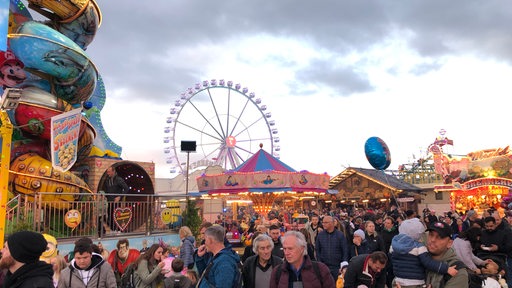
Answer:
[{"left": 6, "top": 193, "right": 184, "bottom": 240}]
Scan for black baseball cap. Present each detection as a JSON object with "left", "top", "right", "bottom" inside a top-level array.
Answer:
[{"left": 426, "top": 222, "right": 452, "bottom": 239}]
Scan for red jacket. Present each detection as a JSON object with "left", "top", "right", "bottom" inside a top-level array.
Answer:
[
  {"left": 108, "top": 249, "right": 140, "bottom": 274},
  {"left": 270, "top": 256, "right": 335, "bottom": 288}
]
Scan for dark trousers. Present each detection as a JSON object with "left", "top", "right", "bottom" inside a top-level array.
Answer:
[{"left": 107, "top": 201, "right": 119, "bottom": 231}]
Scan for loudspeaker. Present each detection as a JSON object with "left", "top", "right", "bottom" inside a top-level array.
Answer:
[{"left": 181, "top": 141, "right": 197, "bottom": 152}]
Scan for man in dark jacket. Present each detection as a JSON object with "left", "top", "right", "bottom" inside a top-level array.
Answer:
[
  {"left": 344, "top": 251, "right": 388, "bottom": 288},
  {"left": 242, "top": 234, "right": 283, "bottom": 288},
  {"left": 269, "top": 225, "right": 284, "bottom": 259},
  {"left": 270, "top": 231, "right": 334, "bottom": 288},
  {"left": 315, "top": 215, "right": 349, "bottom": 280},
  {"left": 103, "top": 166, "right": 129, "bottom": 232},
  {"left": 0, "top": 230, "right": 53, "bottom": 288}
]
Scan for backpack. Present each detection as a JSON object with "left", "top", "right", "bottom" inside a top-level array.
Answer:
[
  {"left": 120, "top": 263, "right": 137, "bottom": 288},
  {"left": 274, "top": 261, "right": 323, "bottom": 287}
]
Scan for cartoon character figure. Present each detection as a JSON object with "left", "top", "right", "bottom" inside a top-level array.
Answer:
[
  {"left": 299, "top": 175, "right": 308, "bottom": 185},
  {"left": 263, "top": 175, "right": 274, "bottom": 185},
  {"left": 40, "top": 234, "right": 58, "bottom": 263},
  {"left": 225, "top": 176, "right": 238, "bottom": 187},
  {"left": 0, "top": 50, "right": 26, "bottom": 88}
]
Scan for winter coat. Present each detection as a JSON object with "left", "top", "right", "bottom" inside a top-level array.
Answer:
[
  {"left": 242, "top": 255, "right": 282, "bottom": 288},
  {"left": 269, "top": 256, "right": 334, "bottom": 288},
  {"left": 4, "top": 261, "right": 53, "bottom": 288},
  {"left": 315, "top": 229, "right": 349, "bottom": 275},
  {"left": 134, "top": 259, "right": 164, "bottom": 288},
  {"left": 179, "top": 236, "right": 196, "bottom": 269},
  {"left": 390, "top": 234, "right": 448, "bottom": 282},
  {"left": 195, "top": 248, "right": 241, "bottom": 288},
  {"left": 344, "top": 254, "right": 386, "bottom": 288},
  {"left": 425, "top": 248, "right": 469, "bottom": 288},
  {"left": 58, "top": 253, "right": 117, "bottom": 288},
  {"left": 349, "top": 240, "right": 371, "bottom": 259},
  {"left": 103, "top": 174, "right": 129, "bottom": 200},
  {"left": 365, "top": 232, "right": 385, "bottom": 253}
]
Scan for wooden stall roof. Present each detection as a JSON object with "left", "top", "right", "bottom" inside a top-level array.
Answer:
[{"left": 329, "top": 167, "right": 422, "bottom": 192}]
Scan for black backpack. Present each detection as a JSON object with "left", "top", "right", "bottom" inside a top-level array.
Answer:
[{"left": 120, "top": 263, "right": 137, "bottom": 288}]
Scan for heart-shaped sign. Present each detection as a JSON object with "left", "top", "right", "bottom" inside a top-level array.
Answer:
[
  {"left": 95, "top": 159, "right": 102, "bottom": 168},
  {"left": 113, "top": 207, "right": 132, "bottom": 232}
]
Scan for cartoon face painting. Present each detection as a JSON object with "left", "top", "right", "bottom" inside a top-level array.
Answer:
[{"left": 0, "top": 50, "right": 26, "bottom": 87}]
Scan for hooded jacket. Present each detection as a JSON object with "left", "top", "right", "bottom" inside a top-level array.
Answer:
[
  {"left": 390, "top": 234, "right": 448, "bottom": 282},
  {"left": 4, "top": 261, "right": 54, "bottom": 288},
  {"left": 180, "top": 236, "right": 196, "bottom": 269},
  {"left": 58, "top": 253, "right": 117, "bottom": 288},
  {"left": 196, "top": 247, "right": 241, "bottom": 288}
]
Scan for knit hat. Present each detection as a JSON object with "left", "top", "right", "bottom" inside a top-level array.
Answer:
[
  {"left": 353, "top": 229, "right": 365, "bottom": 240},
  {"left": 398, "top": 218, "right": 425, "bottom": 241},
  {"left": 7, "top": 231, "right": 47, "bottom": 263}
]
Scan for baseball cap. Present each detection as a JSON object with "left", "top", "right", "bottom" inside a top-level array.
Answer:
[{"left": 426, "top": 222, "right": 452, "bottom": 239}]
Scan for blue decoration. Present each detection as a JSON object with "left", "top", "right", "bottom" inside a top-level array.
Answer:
[
  {"left": 364, "top": 136, "right": 391, "bottom": 170},
  {"left": 82, "top": 101, "right": 93, "bottom": 110}
]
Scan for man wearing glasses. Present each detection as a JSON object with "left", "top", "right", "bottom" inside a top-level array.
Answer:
[{"left": 315, "top": 215, "right": 349, "bottom": 280}]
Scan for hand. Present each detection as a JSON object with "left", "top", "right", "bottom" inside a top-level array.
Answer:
[
  {"left": 157, "top": 261, "right": 165, "bottom": 268},
  {"left": 490, "top": 244, "right": 498, "bottom": 252},
  {"left": 197, "top": 244, "right": 207, "bottom": 257},
  {"left": 447, "top": 265, "right": 458, "bottom": 276},
  {"left": 114, "top": 196, "right": 121, "bottom": 203},
  {"left": 474, "top": 268, "right": 481, "bottom": 275}
]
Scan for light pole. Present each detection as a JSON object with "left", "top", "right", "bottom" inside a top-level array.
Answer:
[
  {"left": 0, "top": 88, "right": 22, "bottom": 244},
  {"left": 181, "top": 141, "right": 196, "bottom": 221}
]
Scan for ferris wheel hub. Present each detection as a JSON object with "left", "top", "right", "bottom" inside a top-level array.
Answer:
[{"left": 226, "top": 136, "right": 236, "bottom": 148}]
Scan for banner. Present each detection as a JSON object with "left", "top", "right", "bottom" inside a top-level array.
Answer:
[{"left": 51, "top": 108, "right": 82, "bottom": 172}]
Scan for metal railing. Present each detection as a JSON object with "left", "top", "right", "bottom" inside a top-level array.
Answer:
[{"left": 5, "top": 193, "right": 183, "bottom": 240}]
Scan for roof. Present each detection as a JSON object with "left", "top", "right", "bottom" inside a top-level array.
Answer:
[
  {"left": 329, "top": 167, "right": 422, "bottom": 192},
  {"left": 234, "top": 148, "right": 296, "bottom": 172}
]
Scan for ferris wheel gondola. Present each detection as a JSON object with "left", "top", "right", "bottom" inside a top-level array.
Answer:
[{"left": 163, "top": 79, "right": 280, "bottom": 175}]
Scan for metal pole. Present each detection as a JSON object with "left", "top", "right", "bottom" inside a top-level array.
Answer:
[
  {"left": 0, "top": 110, "right": 14, "bottom": 243},
  {"left": 185, "top": 151, "right": 190, "bottom": 218}
]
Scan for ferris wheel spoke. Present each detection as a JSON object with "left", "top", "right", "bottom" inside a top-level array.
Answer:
[
  {"left": 206, "top": 88, "right": 227, "bottom": 139},
  {"left": 226, "top": 149, "right": 239, "bottom": 169},
  {"left": 236, "top": 137, "right": 272, "bottom": 143},
  {"left": 187, "top": 100, "right": 225, "bottom": 139},
  {"left": 228, "top": 97, "right": 251, "bottom": 137},
  {"left": 233, "top": 116, "right": 265, "bottom": 138},
  {"left": 176, "top": 120, "right": 223, "bottom": 142}
]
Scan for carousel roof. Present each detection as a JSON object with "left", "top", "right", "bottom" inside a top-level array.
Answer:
[{"left": 234, "top": 149, "right": 296, "bottom": 173}]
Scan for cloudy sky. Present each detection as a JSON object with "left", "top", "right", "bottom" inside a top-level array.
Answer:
[{"left": 74, "top": 1, "right": 512, "bottom": 179}]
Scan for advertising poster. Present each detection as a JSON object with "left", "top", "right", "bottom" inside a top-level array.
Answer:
[{"left": 50, "top": 108, "right": 82, "bottom": 172}]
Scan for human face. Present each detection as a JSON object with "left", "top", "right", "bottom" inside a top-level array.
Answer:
[
  {"left": 291, "top": 223, "right": 299, "bottom": 231},
  {"left": 426, "top": 231, "right": 452, "bottom": 256},
  {"left": 50, "top": 258, "right": 59, "bottom": 272},
  {"left": 311, "top": 216, "right": 319, "bottom": 226},
  {"left": 106, "top": 167, "right": 115, "bottom": 177},
  {"left": 484, "top": 221, "right": 497, "bottom": 232},
  {"left": 322, "top": 216, "right": 334, "bottom": 232},
  {"left": 0, "top": 243, "right": 14, "bottom": 270},
  {"left": 269, "top": 229, "right": 280, "bottom": 241},
  {"left": 282, "top": 235, "right": 304, "bottom": 267},
  {"left": 256, "top": 240, "right": 273, "bottom": 262},
  {"left": 74, "top": 252, "right": 92, "bottom": 269},
  {"left": 384, "top": 219, "right": 393, "bottom": 230},
  {"left": 153, "top": 247, "right": 163, "bottom": 261},
  {"left": 368, "top": 259, "right": 386, "bottom": 274},
  {"left": 366, "top": 222, "right": 375, "bottom": 234}
]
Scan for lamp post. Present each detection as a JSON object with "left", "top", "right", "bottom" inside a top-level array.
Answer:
[
  {"left": 0, "top": 88, "right": 22, "bottom": 244},
  {"left": 181, "top": 141, "right": 196, "bottom": 219}
]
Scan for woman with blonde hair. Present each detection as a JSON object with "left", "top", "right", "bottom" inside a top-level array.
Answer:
[
  {"left": 50, "top": 255, "right": 68, "bottom": 287},
  {"left": 178, "top": 226, "right": 196, "bottom": 270}
]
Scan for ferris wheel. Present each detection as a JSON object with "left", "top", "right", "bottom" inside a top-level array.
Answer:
[{"left": 163, "top": 79, "right": 280, "bottom": 175}]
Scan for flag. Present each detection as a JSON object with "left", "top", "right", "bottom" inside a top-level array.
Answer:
[{"left": 51, "top": 108, "right": 82, "bottom": 172}]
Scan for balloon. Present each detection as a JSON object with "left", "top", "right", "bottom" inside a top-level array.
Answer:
[{"left": 364, "top": 137, "right": 391, "bottom": 170}]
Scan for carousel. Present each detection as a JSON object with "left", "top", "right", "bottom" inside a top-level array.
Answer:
[{"left": 196, "top": 145, "right": 330, "bottom": 215}]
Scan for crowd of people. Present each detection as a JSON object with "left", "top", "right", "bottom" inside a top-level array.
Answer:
[{"left": 2, "top": 203, "right": 512, "bottom": 287}]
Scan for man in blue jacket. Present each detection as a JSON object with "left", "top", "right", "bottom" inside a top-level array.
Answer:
[
  {"left": 195, "top": 225, "right": 241, "bottom": 288},
  {"left": 315, "top": 215, "right": 349, "bottom": 280}
]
